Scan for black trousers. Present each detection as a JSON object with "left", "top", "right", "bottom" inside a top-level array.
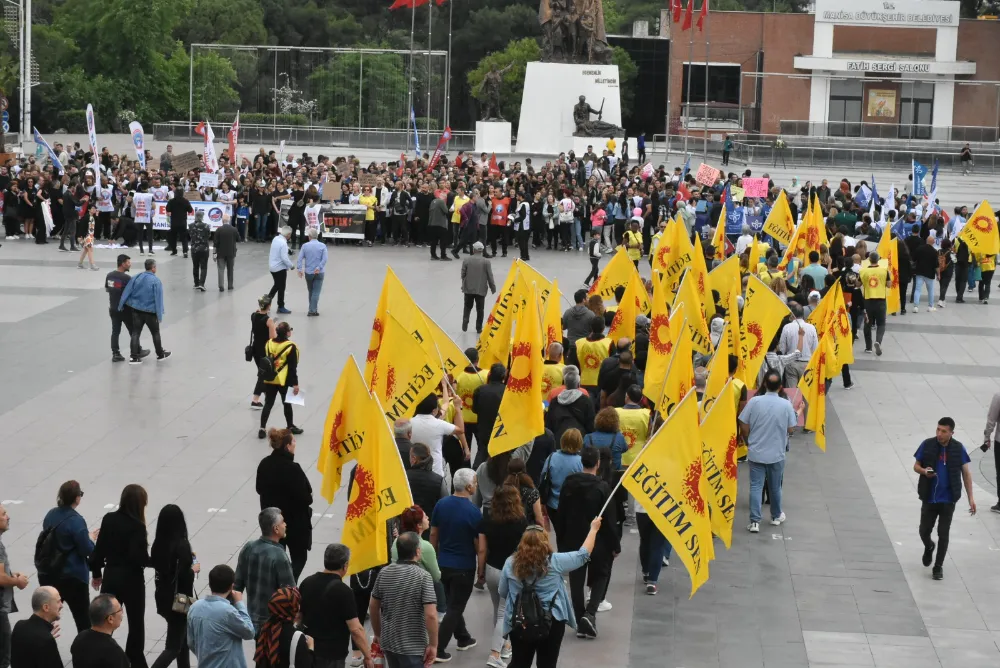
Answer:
[
  {"left": 150, "top": 611, "right": 190, "bottom": 668},
  {"left": 516, "top": 229, "right": 530, "bottom": 260},
  {"left": 437, "top": 567, "right": 474, "bottom": 652},
  {"left": 569, "top": 556, "right": 610, "bottom": 621},
  {"left": 167, "top": 225, "right": 188, "bottom": 254},
  {"left": 979, "top": 270, "right": 994, "bottom": 301},
  {"left": 136, "top": 224, "right": 152, "bottom": 253},
  {"left": 97, "top": 211, "right": 113, "bottom": 239},
  {"left": 722, "top": 150, "right": 730, "bottom": 165},
  {"left": 919, "top": 501, "right": 956, "bottom": 569},
  {"left": 269, "top": 269, "right": 287, "bottom": 308},
  {"left": 585, "top": 258, "right": 600, "bottom": 284},
  {"left": 939, "top": 267, "right": 953, "bottom": 303},
  {"left": 532, "top": 221, "right": 545, "bottom": 248},
  {"left": 463, "top": 294, "right": 486, "bottom": 331},
  {"left": 261, "top": 384, "right": 294, "bottom": 429},
  {"left": 131, "top": 309, "right": 164, "bottom": 358},
  {"left": 38, "top": 574, "right": 89, "bottom": 632},
  {"left": 428, "top": 226, "right": 449, "bottom": 258},
  {"left": 110, "top": 307, "right": 134, "bottom": 355},
  {"left": 288, "top": 543, "right": 308, "bottom": 583},
  {"left": 487, "top": 225, "right": 508, "bottom": 256},
  {"left": 862, "top": 298, "right": 886, "bottom": 350},
  {"left": 191, "top": 250, "right": 209, "bottom": 287},
  {"left": 509, "top": 620, "right": 565, "bottom": 668},
  {"left": 102, "top": 569, "right": 149, "bottom": 668},
  {"left": 391, "top": 214, "right": 408, "bottom": 243},
  {"left": 350, "top": 568, "right": 380, "bottom": 651},
  {"left": 955, "top": 263, "right": 969, "bottom": 300}
]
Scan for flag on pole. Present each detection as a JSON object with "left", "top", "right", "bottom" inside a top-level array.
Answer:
[
  {"left": 85, "top": 104, "right": 100, "bottom": 179},
  {"left": 708, "top": 254, "right": 739, "bottom": 313},
  {"left": 682, "top": 0, "right": 694, "bottom": 30},
  {"left": 656, "top": 318, "right": 695, "bottom": 417},
  {"left": 128, "top": 122, "right": 146, "bottom": 170},
  {"left": 426, "top": 126, "right": 453, "bottom": 172},
  {"left": 477, "top": 264, "right": 521, "bottom": 369},
  {"left": 417, "top": 307, "right": 472, "bottom": 379},
  {"left": 642, "top": 274, "right": 675, "bottom": 402},
  {"left": 590, "top": 247, "right": 650, "bottom": 311},
  {"left": 365, "top": 268, "right": 440, "bottom": 385},
  {"left": 410, "top": 108, "right": 422, "bottom": 158},
  {"left": 342, "top": 390, "right": 413, "bottom": 575},
  {"left": 725, "top": 287, "right": 746, "bottom": 385},
  {"left": 740, "top": 275, "right": 791, "bottom": 388},
  {"left": 762, "top": 190, "right": 794, "bottom": 248},
  {"left": 912, "top": 159, "right": 929, "bottom": 197},
  {"left": 541, "top": 278, "right": 563, "bottom": 354},
  {"left": 194, "top": 121, "right": 219, "bottom": 172},
  {"left": 488, "top": 153, "right": 500, "bottom": 176},
  {"left": 807, "top": 281, "right": 854, "bottom": 375},
  {"left": 957, "top": 200, "right": 999, "bottom": 256},
  {"left": 876, "top": 223, "right": 901, "bottom": 315},
  {"left": 319, "top": 357, "right": 372, "bottom": 503},
  {"left": 672, "top": 269, "right": 712, "bottom": 355},
  {"left": 228, "top": 111, "right": 240, "bottom": 166},
  {"left": 700, "top": 377, "right": 738, "bottom": 548},
  {"left": 654, "top": 217, "right": 695, "bottom": 301},
  {"left": 622, "top": 391, "right": 713, "bottom": 596},
  {"left": 33, "top": 128, "right": 63, "bottom": 174},
  {"left": 747, "top": 235, "right": 762, "bottom": 276},
  {"left": 928, "top": 159, "right": 939, "bottom": 212},
  {"left": 370, "top": 312, "right": 443, "bottom": 422},
  {"left": 797, "top": 334, "right": 837, "bottom": 451},
  {"left": 682, "top": 156, "right": 691, "bottom": 179},
  {"left": 700, "top": 339, "right": 729, "bottom": 418},
  {"left": 696, "top": 0, "right": 709, "bottom": 31},
  {"left": 672, "top": 0, "right": 683, "bottom": 22},
  {"left": 490, "top": 283, "right": 545, "bottom": 456},
  {"left": 608, "top": 271, "right": 645, "bottom": 343}
]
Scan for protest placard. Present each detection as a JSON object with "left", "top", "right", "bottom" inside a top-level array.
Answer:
[
  {"left": 695, "top": 163, "right": 720, "bottom": 186},
  {"left": 743, "top": 178, "right": 769, "bottom": 198},
  {"left": 198, "top": 173, "right": 219, "bottom": 188},
  {"left": 171, "top": 151, "right": 202, "bottom": 173}
]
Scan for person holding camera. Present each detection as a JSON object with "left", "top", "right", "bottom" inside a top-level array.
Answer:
[{"left": 187, "top": 565, "right": 255, "bottom": 668}]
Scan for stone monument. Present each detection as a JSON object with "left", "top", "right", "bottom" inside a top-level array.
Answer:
[{"left": 475, "top": 63, "right": 514, "bottom": 154}]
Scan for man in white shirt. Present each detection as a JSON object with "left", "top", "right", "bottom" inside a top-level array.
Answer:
[
  {"left": 777, "top": 302, "right": 818, "bottom": 389},
  {"left": 735, "top": 223, "right": 754, "bottom": 256},
  {"left": 409, "top": 391, "right": 464, "bottom": 478},
  {"left": 267, "top": 226, "right": 295, "bottom": 314}
]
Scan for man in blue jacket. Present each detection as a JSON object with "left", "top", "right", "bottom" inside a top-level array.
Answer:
[
  {"left": 38, "top": 480, "right": 97, "bottom": 632},
  {"left": 118, "top": 258, "right": 171, "bottom": 364}
]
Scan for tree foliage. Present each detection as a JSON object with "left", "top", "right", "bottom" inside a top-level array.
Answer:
[{"left": 467, "top": 38, "right": 541, "bottom": 127}]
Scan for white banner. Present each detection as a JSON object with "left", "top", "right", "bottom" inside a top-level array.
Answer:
[
  {"left": 86, "top": 104, "right": 98, "bottom": 157},
  {"left": 128, "top": 121, "right": 146, "bottom": 170},
  {"left": 152, "top": 200, "right": 232, "bottom": 230}
]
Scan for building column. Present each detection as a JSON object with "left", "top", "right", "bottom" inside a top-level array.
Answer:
[
  {"left": 933, "top": 78, "right": 955, "bottom": 140},
  {"left": 809, "top": 75, "right": 830, "bottom": 136}
]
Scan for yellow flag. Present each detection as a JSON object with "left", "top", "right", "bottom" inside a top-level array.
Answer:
[
  {"left": 490, "top": 283, "right": 545, "bottom": 455},
  {"left": 691, "top": 235, "right": 712, "bottom": 311},
  {"left": 371, "top": 312, "right": 444, "bottom": 422},
  {"left": 514, "top": 260, "right": 554, "bottom": 302},
  {"left": 622, "top": 391, "right": 713, "bottom": 596},
  {"left": 608, "top": 271, "right": 645, "bottom": 343},
  {"left": 642, "top": 273, "right": 674, "bottom": 402},
  {"left": 364, "top": 268, "right": 436, "bottom": 385},
  {"left": 958, "top": 200, "right": 1000, "bottom": 256},
  {"left": 763, "top": 190, "right": 794, "bottom": 248},
  {"left": 478, "top": 263, "right": 519, "bottom": 367},
  {"left": 672, "top": 269, "right": 712, "bottom": 355},
  {"left": 876, "top": 225, "right": 901, "bottom": 315},
  {"left": 726, "top": 288, "right": 746, "bottom": 385},
  {"left": 700, "top": 340, "right": 729, "bottom": 419},
  {"left": 711, "top": 208, "right": 726, "bottom": 261},
  {"left": 747, "top": 235, "right": 762, "bottom": 277},
  {"left": 797, "top": 334, "right": 837, "bottom": 452},
  {"left": 541, "top": 278, "right": 563, "bottom": 356},
  {"left": 656, "top": 218, "right": 696, "bottom": 302},
  {"left": 588, "top": 247, "right": 635, "bottom": 303},
  {"left": 343, "top": 391, "right": 414, "bottom": 575},
  {"left": 418, "top": 307, "right": 471, "bottom": 380},
  {"left": 709, "top": 254, "right": 740, "bottom": 311},
  {"left": 806, "top": 282, "right": 853, "bottom": 373},
  {"left": 319, "top": 356, "right": 370, "bottom": 503},
  {"left": 740, "top": 275, "right": 791, "bottom": 388},
  {"left": 656, "top": 318, "right": 695, "bottom": 417},
  {"left": 700, "top": 379, "right": 739, "bottom": 549},
  {"left": 479, "top": 268, "right": 530, "bottom": 370}
]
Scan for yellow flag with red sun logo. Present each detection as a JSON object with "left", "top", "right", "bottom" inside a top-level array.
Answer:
[
  {"left": 958, "top": 200, "right": 1000, "bottom": 256},
  {"left": 875, "top": 224, "right": 901, "bottom": 315},
  {"left": 642, "top": 273, "right": 677, "bottom": 403},
  {"left": 370, "top": 312, "right": 443, "bottom": 423},
  {"left": 708, "top": 254, "right": 740, "bottom": 311},
  {"left": 655, "top": 217, "right": 695, "bottom": 303},
  {"left": 762, "top": 190, "right": 794, "bottom": 248},
  {"left": 588, "top": 247, "right": 637, "bottom": 305},
  {"left": 608, "top": 271, "right": 645, "bottom": 343},
  {"left": 656, "top": 317, "right": 695, "bottom": 417},
  {"left": 541, "top": 278, "right": 563, "bottom": 356},
  {"left": 740, "top": 275, "right": 791, "bottom": 389},
  {"left": 418, "top": 307, "right": 472, "bottom": 380},
  {"left": 806, "top": 281, "right": 853, "bottom": 375},
  {"left": 700, "top": 378, "right": 739, "bottom": 549},
  {"left": 490, "top": 283, "right": 545, "bottom": 456},
  {"left": 319, "top": 356, "right": 371, "bottom": 503},
  {"left": 364, "top": 267, "right": 437, "bottom": 386},
  {"left": 672, "top": 269, "right": 712, "bottom": 355},
  {"left": 622, "top": 390, "right": 713, "bottom": 596},
  {"left": 726, "top": 287, "right": 746, "bottom": 385},
  {"left": 798, "top": 334, "right": 837, "bottom": 451},
  {"left": 342, "top": 390, "right": 413, "bottom": 575}
]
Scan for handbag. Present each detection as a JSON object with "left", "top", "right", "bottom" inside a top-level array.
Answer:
[
  {"left": 537, "top": 454, "right": 554, "bottom": 507},
  {"left": 245, "top": 317, "right": 255, "bottom": 362},
  {"left": 170, "top": 559, "right": 197, "bottom": 614}
]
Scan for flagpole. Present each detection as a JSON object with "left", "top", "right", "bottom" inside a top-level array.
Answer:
[
  {"left": 426, "top": 0, "right": 433, "bottom": 151},
  {"left": 445, "top": 0, "right": 453, "bottom": 129},
  {"left": 702, "top": 2, "right": 710, "bottom": 162},
  {"left": 406, "top": 1, "right": 416, "bottom": 155},
  {"left": 664, "top": 30, "right": 672, "bottom": 159},
  {"left": 682, "top": 15, "right": 695, "bottom": 159}
]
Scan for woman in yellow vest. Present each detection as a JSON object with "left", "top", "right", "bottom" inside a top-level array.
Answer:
[
  {"left": 976, "top": 252, "right": 995, "bottom": 304},
  {"left": 455, "top": 351, "right": 487, "bottom": 451},
  {"left": 359, "top": 185, "right": 378, "bottom": 247},
  {"left": 575, "top": 316, "right": 612, "bottom": 395},
  {"left": 259, "top": 321, "right": 302, "bottom": 439},
  {"left": 615, "top": 386, "right": 651, "bottom": 468},
  {"left": 624, "top": 217, "right": 644, "bottom": 268}
]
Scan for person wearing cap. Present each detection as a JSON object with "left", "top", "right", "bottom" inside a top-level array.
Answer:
[
  {"left": 460, "top": 241, "right": 496, "bottom": 333},
  {"left": 860, "top": 250, "right": 892, "bottom": 356},
  {"left": 804, "top": 290, "right": 822, "bottom": 318},
  {"left": 624, "top": 216, "right": 643, "bottom": 268}
]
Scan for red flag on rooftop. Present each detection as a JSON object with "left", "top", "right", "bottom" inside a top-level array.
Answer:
[
  {"left": 682, "top": 0, "right": 694, "bottom": 31},
  {"left": 672, "top": 0, "right": 682, "bottom": 23},
  {"left": 697, "top": 0, "right": 709, "bottom": 31}
]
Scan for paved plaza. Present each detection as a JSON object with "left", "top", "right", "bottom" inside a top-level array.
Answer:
[{"left": 1, "top": 211, "right": 1000, "bottom": 667}]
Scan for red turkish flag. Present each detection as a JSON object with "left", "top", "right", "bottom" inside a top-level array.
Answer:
[
  {"left": 682, "top": 0, "right": 694, "bottom": 31},
  {"left": 489, "top": 153, "right": 500, "bottom": 175},
  {"left": 697, "top": 0, "right": 709, "bottom": 31},
  {"left": 396, "top": 153, "right": 405, "bottom": 178},
  {"left": 672, "top": 0, "right": 682, "bottom": 23}
]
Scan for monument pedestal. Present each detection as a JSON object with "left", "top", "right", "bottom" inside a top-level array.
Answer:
[
  {"left": 475, "top": 121, "right": 512, "bottom": 154},
  {"left": 516, "top": 62, "right": 623, "bottom": 156},
  {"left": 569, "top": 137, "right": 637, "bottom": 159}
]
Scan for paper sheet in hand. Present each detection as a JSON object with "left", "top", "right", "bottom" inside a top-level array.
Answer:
[{"left": 284, "top": 390, "right": 305, "bottom": 406}]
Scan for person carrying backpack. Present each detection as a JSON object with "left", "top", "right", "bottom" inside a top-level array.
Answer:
[
  {"left": 497, "top": 516, "right": 602, "bottom": 667},
  {"left": 37, "top": 480, "right": 98, "bottom": 632},
  {"left": 258, "top": 321, "right": 303, "bottom": 439}
]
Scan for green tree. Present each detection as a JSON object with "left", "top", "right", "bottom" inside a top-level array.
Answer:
[
  {"left": 192, "top": 52, "right": 242, "bottom": 119},
  {"left": 308, "top": 50, "right": 409, "bottom": 128},
  {"left": 467, "top": 38, "right": 541, "bottom": 128},
  {"left": 175, "top": 0, "right": 268, "bottom": 45},
  {"left": 612, "top": 46, "right": 638, "bottom": 118}
]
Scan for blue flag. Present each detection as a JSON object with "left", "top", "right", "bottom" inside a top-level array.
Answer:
[
  {"left": 723, "top": 182, "right": 744, "bottom": 233},
  {"left": 682, "top": 157, "right": 691, "bottom": 179},
  {"left": 410, "top": 108, "right": 421, "bottom": 158},
  {"left": 854, "top": 185, "right": 871, "bottom": 209},
  {"left": 33, "top": 128, "right": 63, "bottom": 175},
  {"left": 929, "top": 159, "right": 939, "bottom": 211},
  {"left": 912, "top": 160, "right": 928, "bottom": 197},
  {"left": 870, "top": 175, "right": 879, "bottom": 208}
]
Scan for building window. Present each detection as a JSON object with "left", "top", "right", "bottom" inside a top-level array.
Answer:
[
  {"left": 899, "top": 81, "right": 934, "bottom": 140},
  {"left": 828, "top": 79, "right": 863, "bottom": 137},
  {"left": 681, "top": 64, "right": 741, "bottom": 122}
]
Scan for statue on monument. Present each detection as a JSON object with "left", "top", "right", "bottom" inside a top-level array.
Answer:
[
  {"left": 539, "top": 0, "right": 613, "bottom": 65},
  {"left": 573, "top": 95, "right": 623, "bottom": 137},
  {"left": 475, "top": 63, "right": 514, "bottom": 121}
]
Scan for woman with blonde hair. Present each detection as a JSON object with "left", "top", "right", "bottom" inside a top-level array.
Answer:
[
  {"left": 498, "top": 517, "right": 602, "bottom": 667},
  {"left": 586, "top": 293, "right": 605, "bottom": 320}
]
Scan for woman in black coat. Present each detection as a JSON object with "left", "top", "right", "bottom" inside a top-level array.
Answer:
[
  {"left": 256, "top": 428, "right": 313, "bottom": 582},
  {"left": 149, "top": 505, "right": 198, "bottom": 668}
]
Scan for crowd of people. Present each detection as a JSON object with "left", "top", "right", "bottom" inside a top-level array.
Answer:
[{"left": 0, "top": 137, "right": 998, "bottom": 668}]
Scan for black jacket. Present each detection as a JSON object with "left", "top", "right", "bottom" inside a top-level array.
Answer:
[
  {"left": 546, "top": 390, "right": 595, "bottom": 444},
  {"left": 256, "top": 449, "right": 314, "bottom": 551},
  {"left": 406, "top": 467, "right": 445, "bottom": 519},
  {"left": 472, "top": 381, "right": 506, "bottom": 448},
  {"left": 151, "top": 538, "right": 195, "bottom": 615},
  {"left": 916, "top": 438, "right": 966, "bottom": 503},
  {"left": 555, "top": 472, "right": 620, "bottom": 557},
  {"left": 11, "top": 614, "right": 62, "bottom": 668},
  {"left": 396, "top": 437, "right": 413, "bottom": 470},
  {"left": 90, "top": 509, "right": 149, "bottom": 578},
  {"left": 214, "top": 222, "right": 239, "bottom": 258}
]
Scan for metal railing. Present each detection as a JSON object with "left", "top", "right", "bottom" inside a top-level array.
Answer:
[
  {"left": 153, "top": 122, "right": 477, "bottom": 152},
  {"left": 779, "top": 120, "right": 999, "bottom": 143}
]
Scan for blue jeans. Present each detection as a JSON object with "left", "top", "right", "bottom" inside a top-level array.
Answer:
[
  {"left": 748, "top": 459, "right": 785, "bottom": 524},
  {"left": 383, "top": 651, "right": 425, "bottom": 668},
  {"left": 636, "top": 513, "right": 672, "bottom": 583},
  {"left": 254, "top": 213, "right": 268, "bottom": 240},
  {"left": 305, "top": 273, "right": 324, "bottom": 313},
  {"left": 913, "top": 275, "right": 935, "bottom": 307},
  {"left": 572, "top": 219, "right": 584, "bottom": 248},
  {"left": 236, "top": 217, "right": 247, "bottom": 242}
]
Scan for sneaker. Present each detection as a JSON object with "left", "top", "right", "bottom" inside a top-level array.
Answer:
[
  {"left": 258, "top": 429, "right": 266, "bottom": 439},
  {"left": 770, "top": 512, "right": 786, "bottom": 526},
  {"left": 111, "top": 353, "right": 126, "bottom": 363},
  {"left": 501, "top": 642, "right": 512, "bottom": 660},
  {"left": 486, "top": 656, "right": 506, "bottom": 668},
  {"left": 597, "top": 599, "right": 612, "bottom": 613},
  {"left": 864, "top": 348, "right": 873, "bottom": 354},
  {"left": 456, "top": 638, "right": 477, "bottom": 651},
  {"left": 77, "top": 263, "right": 85, "bottom": 269},
  {"left": 139, "top": 251, "right": 145, "bottom": 256},
  {"left": 90, "top": 265, "right": 100, "bottom": 271},
  {"left": 645, "top": 583, "right": 657, "bottom": 595},
  {"left": 874, "top": 342, "right": 882, "bottom": 357},
  {"left": 938, "top": 300, "right": 945, "bottom": 308},
  {"left": 277, "top": 307, "right": 292, "bottom": 314},
  {"left": 928, "top": 306, "right": 936, "bottom": 311},
  {"left": 912, "top": 306, "right": 918, "bottom": 313},
  {"left": 197, "top": 285, "right": 206, "bottom": 292},
  {"left": 922, "top": 541, "right": 935, "bottom": 567},
  {"left": 157, "top": 351, "right": 172, "bottom": 361},
  {"left": 662, "top": 556, "right": 670, "bottom": 567},
  {"left": 932, "top": 566, "right": 943, "bottom": 580},
  {"left": 844, "top": 383, "right": 855, "bottom": 390},
  {"left": 139, "top": 349, "right": 151, "bottom": 358},
  {"left": 290, "top": 426, "right": 304, "bottom": 435},
  {"left": 990, "top": 503, "right": 1000, "bottom": 514},
  {"left": 434, "top": 651, "right": 452, "bottom": 663},
  {"left": 748, "top": 521, "right": 760, "bottom": 533},
  {"left": 128, "top": 357, "right": 142, "bottom": 365},
  {"left": 250, "top": 401, "right": 264, "bottom": 410},
  {"left": 183, "top": 252, "right": 188, "bottom": 258},
  {"left": 578, "top": 614, "right": 597, "bottom": 639}
]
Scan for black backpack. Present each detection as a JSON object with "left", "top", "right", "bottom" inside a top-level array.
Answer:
[
  {"left": 537, "top": 454, "right": 554, "bottom": 507},
  {"left": 510, "top": 576, "right": 553, "bottom": 642},
  {"left": 34, "top": 516, "right": 72, "bottom": 576},
  {"left": 257, "top": 343, "right": 294, "bottom": 382}
]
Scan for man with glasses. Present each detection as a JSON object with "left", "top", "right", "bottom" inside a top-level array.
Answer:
[
  {"left": 10, "top": 586, "right": 63, "bottom": 666},
  {"left": 69, "top": 594, "right": 128, "bottom": 668}
]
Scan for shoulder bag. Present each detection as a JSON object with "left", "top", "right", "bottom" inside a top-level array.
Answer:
[{"left": 170, "top": 558, "right": 198, "bottom": 614}]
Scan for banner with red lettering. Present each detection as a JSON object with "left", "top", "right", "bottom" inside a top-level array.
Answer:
[{"left": 426, "top": 127, "right": 453, "bottom": 172}]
